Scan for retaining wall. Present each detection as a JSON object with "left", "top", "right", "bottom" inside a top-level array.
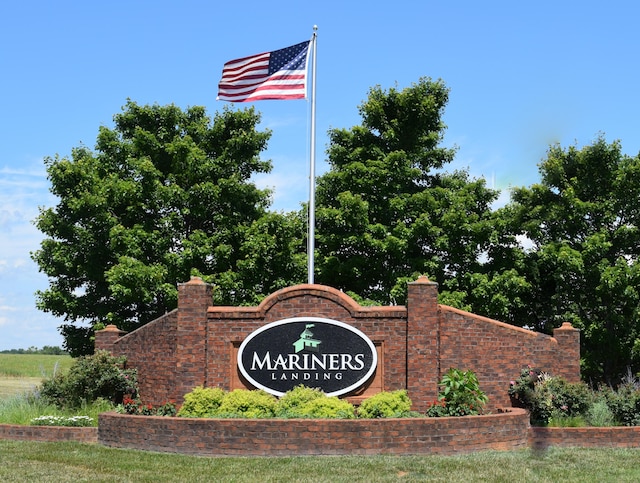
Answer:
[
  {"left": 0, "top": 424, "right": 97, "bottom": 443},
  {"left": 97, "top": 409, "right": 530, "bottom": 456},
  {"left": 5, "top": 415, "right": 640, "bottom": 455}
]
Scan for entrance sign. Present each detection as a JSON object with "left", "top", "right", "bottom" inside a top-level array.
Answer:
[{"left": 237, "top": 317, "right": 377, "bottom": 397}]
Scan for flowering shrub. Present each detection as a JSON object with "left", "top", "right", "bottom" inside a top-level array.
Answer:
[
  {"left": 426, "top": 368, "right": 488, "bottom": 417},
  {"left": 508, "top": 366, "right": 590, "bottom": 425},
  {"left": 30, "top": 415, "right": 94, "bottom": 427},
  {"left": 119, "top": 396, "right": 177, "bottom": 416},
  {"left": 40, "top": 350, "right": 137, "bottom": 409}
]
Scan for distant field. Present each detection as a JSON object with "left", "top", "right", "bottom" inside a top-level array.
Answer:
[{"left": 0, "top": 354, "right": 73, "bottom": 399}]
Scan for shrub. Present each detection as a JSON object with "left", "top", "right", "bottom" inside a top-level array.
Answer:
[
  {"left": 585, "top": 399, "right": 616, "bottom": 427},
  {"left": 177, "top": 386, "right": 225, "bottom": 418},
  {"left": 358, "top": 390, "right": 412, "bottom": 418},
  {"left": 294, "top": 396, "right": 356, "bottom": 419},
  {"left": 39, "top": 350, "right": 137, "bottom": 409},
  {"left": 30, "top": 415, "right": 94, "bottom": 427},
  {"left": 275, "top": 385, "right": 325, "bottom": 417},
  {"left": 426, "top": 368, "right": 488, "bottom": 417},
  {"left": 602, "top": 374, "right": 640, "bottom": 426},
  {"left": 508, "top": 366, "right": 591, "bottom": 425},
  {"left": 216, "top": 389, "right": 278, "bottom": 418}
]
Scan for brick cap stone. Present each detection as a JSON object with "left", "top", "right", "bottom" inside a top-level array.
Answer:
[
  {"left": 556, "top": 321, "right": 579, "bottom": 331},
  {"left": 184, "top": 276, "right": 205, "bottom": 285},
  {"left": 409, "top": 275, "right": 438, "bottom": 285},
  {"left": 102, "top": 324, "right": 123, "bottom": 332}
]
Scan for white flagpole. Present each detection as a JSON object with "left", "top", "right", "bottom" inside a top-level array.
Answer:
[{"left": 307, "top": 26, "right": 318, "bottom": 284}]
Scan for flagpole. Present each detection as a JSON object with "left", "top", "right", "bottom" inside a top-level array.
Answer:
[{"left": 307, "top": 26, "right": 318, "bottom": 285}]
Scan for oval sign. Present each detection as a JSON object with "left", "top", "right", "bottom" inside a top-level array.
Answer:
[{"left": 237, "top": 317, "right": 377, "bottom": 397}]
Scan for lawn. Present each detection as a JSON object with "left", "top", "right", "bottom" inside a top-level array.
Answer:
[
  {"left": 1, "top": 442, "right": 640, "bottom": 482},
  {"left": 0, "top": 354, "right": 73, "bottom": 399}
]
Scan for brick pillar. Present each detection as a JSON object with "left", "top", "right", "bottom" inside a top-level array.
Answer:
[
  {"left": 174, "top": 276, "right": 213, "bottom": 401},
  {"left": 94, "top": 324, "right": 126, "bottom": 352},
  {"left": 553, "top": 322, "right": 581, "bottom": 382},
  {"left": 406, "top": 275, "right": 440, "bottom": 411}
]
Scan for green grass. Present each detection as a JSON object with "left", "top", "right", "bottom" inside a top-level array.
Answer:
[
  {"left": 0, "top": 354, "right": 73, "bottom": 399},
  {"left": 0, "top": 354, "right": 73, "bottom": 378},
  {"left": 0, "top": 393, "right": 113, "bottom": 426},
  {"left": 0, "top": 443, "right": 639, "bottom": 482}
]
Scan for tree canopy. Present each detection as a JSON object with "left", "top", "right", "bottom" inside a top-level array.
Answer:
[
  {"left": 32, "top": 84, "right": 640, "bottom": 384},
  {"left": 315, "top": 78, "right": 499, "bottom": 303},
  {"left": 496, "top": 136, "right": 640, "bottom": 383},
  {"left": 33, "top": 101, "right": 305, "bottom": 355}
]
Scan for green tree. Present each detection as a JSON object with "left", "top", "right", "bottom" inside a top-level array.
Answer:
[
  {"left": 32, "top": 101, "right": 288, "bottom": 355},
  {"left": 501, "top": 136, "right": 640, "bottom": 383},
  {"left": 315, "top": 78, "right": 499, "bottom": 303}
]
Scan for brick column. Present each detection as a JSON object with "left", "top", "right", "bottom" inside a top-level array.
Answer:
[
  {"left": 174, "top": 276, "right": 213, "bottom": 401},
  {"left": 553, "top": 322, "right": 581, "bottom": 382},
  {"left": 94, "top": 324, "right": 126, "bottom": 352},
  {"left": 406, "top": 275, "right": 440, "bottom": 411}
]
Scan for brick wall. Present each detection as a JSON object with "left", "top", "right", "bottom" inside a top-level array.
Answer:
[
  {"left": 95, "top": 276, "right": 580, "bottom": 411},
  {"left": 98, "top": 409, "right": 530, "bottom": 456},
  {"left": 0, "top": 424, "right": 97, "bottom": 443}
]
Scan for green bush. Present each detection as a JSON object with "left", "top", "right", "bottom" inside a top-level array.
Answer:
[
  {"left": 585, "top": 399, "right": 616, "bottom": 427},
  {"left": 358, "top": 390, "right": 412, "bottom": 418},
  {"left": 294, "top": 396, "right": 356, "bottom": 419},
  {"left": 508, "top": 366, "right": 591, "bottom": 426},
  {"left": 39, "top": 350, "right": 137, "bottom": 409},
  {"left": 275, "top": 385, "right": 326, "bottom": 417},
  {"left": 177, "top": 386, "right": 226, "bottom": 418},
  {"left": 426, "top": 368, "right": 488, "bottom": 417},
  {"left": 602, "top": 376, "right": 640, "bottom": 426},
  {"left": 216, "top": 389, "right": 278, "bottom": 418}
]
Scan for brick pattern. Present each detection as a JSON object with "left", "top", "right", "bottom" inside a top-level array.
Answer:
[
  {"left": 531, "top": 426, "right": 640, "bottom": 448},
  {"left": 437, "top": 306, "right": 581, "bottom": 408},
  {"left": 0, "top": 424, "right": 97, "bottom": 443},
  {"left": 103, "top": 311, "right": 178, "bottom": 404},
  {"left": 95, "top": 278, "right": 580, "bottom": 411},
  {"left": 98, "top": 409, "right": 530, "bottom": 456}
]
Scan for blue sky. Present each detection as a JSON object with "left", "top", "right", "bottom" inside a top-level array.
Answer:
[{"left": 1, "top": 1, "right": 639, "bottom": 350}]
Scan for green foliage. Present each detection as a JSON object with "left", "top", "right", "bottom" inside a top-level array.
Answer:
[
  {"left": 427, "top": 368, "right": 488, "bottom": 417},
  {"left": 0, "top": 391, "right": 114, "bottom": 426},
  {"left": 315, "top": 78, "right": 499, "bottom": 304},
  {"left": 0, "top": 346, "right": 67, "bottom": 355},
  {"left": 585, "top": 399, "right": 616, "bottom": 427},
  {"left": 30, "top": 415, "right": 94, "bottom": 427},
  {"left": 32, "top": 101, "right": 294, "bottom": 355},
  {"left": 39, "top": 350, "right": 137, "bottom": 409},
  {"left": 508, "top": 366, "right": 591, "bottom": 426},
  {"left": 275, "top": 385, "right": 326, "bottom": 417},
  {"left": 357, "top": 390, "right": 412, "bottom": 418},
  {"left": 601, "top": 372, "right": 640, "bottom": 426},
  {"left": 495, "top": 136, "right": 640, "bottom": 383},
  {"left": 292, "top": 396, "right": 356, "bottom": 419},
  {"left": 216, "top": 389, "right": 278, "bottom": 419},
  {"left": 176, "top": 386, "right": 226, "bottom": 418}
]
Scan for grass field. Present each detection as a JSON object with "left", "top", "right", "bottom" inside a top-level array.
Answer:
[
  {"left": 1, "top": 442, "right": 640, "bottom": 482},
  {"left": 0, "top": 354, "right": 73, "bottom": 399}
]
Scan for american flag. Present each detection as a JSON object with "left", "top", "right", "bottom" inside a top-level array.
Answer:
[{"left": 217, "top": 41, "right": 310, "bottom": 102}]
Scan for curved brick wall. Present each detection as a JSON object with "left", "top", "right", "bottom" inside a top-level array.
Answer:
[{"left": 98, "top": 409, "right": 530, "bottom": 456}]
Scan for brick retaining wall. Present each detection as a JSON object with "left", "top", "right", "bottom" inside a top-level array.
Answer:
[
  {"left": 5, "top": 416, "right": 640, "bottom": 454},
  {"left": 97, "top": 409, "right": 530, "bottom": 456},
  {"left": 530, "top": 426, "right": 640, "bottom": 449},
  {"left": 0, "top": 424, "right": 97, "bottom": 443}
]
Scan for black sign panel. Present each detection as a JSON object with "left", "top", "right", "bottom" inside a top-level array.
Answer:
[{"left": 237, "top": 317, "right": 377, "bottom": 397}]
